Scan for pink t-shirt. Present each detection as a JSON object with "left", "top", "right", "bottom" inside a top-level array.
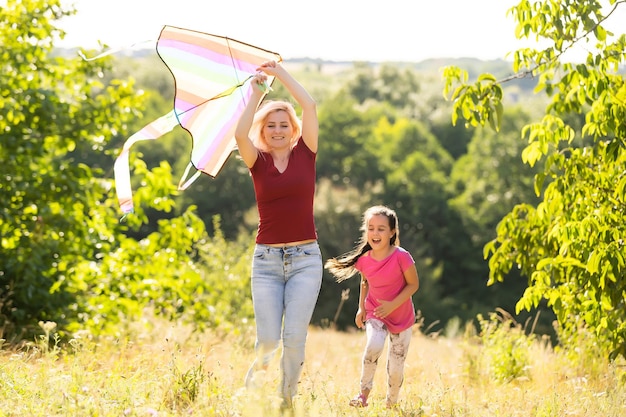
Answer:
[{"left": 355, "top": 246, "right": 416, "bottom": 333}]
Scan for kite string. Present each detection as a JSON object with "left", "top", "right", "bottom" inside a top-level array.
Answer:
[
  {"left": 78, "top": 39, "right": 156, "bottom": 61},
  {"left": 175, "top": 74, "right": 272, "bottom": 120}
]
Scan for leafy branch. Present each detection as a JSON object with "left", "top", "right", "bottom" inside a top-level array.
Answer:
[{"left": 442, "top": 0, "right": 625, "bottom": 132}]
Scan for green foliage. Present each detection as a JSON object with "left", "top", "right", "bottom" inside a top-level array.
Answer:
[
  {"left": 0, "top": 0, "right": 253, "bottom": 342},
  {"left": 68, "top": 211, "right": 254, "bottom": 337},
  {"left": 313, "top": 180, "right": 376, "bottom": 329},
  {"left": 346, "top": 63, "right": 422, "bottom": 110},
  {"left": 443, "top": 0, "right": 626, "bottom": 359},
  {"left": 175, "top": 156, "right": 257, "bottom": 238},
  {"left": 473, "top": 311, "right": 534, "bottom": 382},
  {"left": 486, "top": 141, "right": 626, "bottom": 358},
  {"left": 553, "top": 316, "right": 615, "bottom": 380},
  {"left": 0, "top": 0, "right": 142, "bottom": 338},
  {"left": 316, "top": 93, "right": 384, "bottom": 188},
  {"left": 442, "top": 66, "right": 504, "bottom": 131},
  {"left": 449, "top": 107, "right": 541, "bottom": 235},
  {"left": 193, "top": 217, "right": 255, "bottom": 333}
]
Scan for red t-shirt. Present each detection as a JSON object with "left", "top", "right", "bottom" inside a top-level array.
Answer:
[
  {"left": 355, "top": 247, "right": 416, "bottom": 333},
  {"left": 250, "top": 139, "right": 317, "bottom": 244}
]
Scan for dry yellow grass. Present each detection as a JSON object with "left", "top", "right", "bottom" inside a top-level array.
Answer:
[{"left": 0, "top": 319, "right": 624, "bottom": 417}]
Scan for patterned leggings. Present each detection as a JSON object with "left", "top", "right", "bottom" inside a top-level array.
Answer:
[{"left": 360, "top": 318, "right": 412, "bottom": 404}]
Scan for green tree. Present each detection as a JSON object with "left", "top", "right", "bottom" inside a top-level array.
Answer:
[
  {"left": 345, "top": 62, "right": 429, "bottom": 119},
  {"left": 449, "top": 107, "right": 542, "bottom": 244},
  {"left": 70, "top": 213, "right": 256, "bottom": 337},
  {"left": 0, "top": 0, "right": 130, "bottom": 336},
  {"left": 443, "top": 0, "right": 626, "bottom": 359},
  {"left": 447, "top": 106, "right": 555, "bottom": 332},
  {"left": 345, "top": 62, "right": 380, "bottom": 104},
  {"left": 0, "top": 0, "right": 184, "bottom": 339},
  {"left": 375, "top": 65, "right": 422, "bottom": 110},
  {"left": 316, "top": 93, "right": 385, "bottom": 187}
]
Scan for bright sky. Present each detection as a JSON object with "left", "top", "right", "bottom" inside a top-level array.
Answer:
[{"left": 56, "top": 0, "right": 526, "bottom": 62}]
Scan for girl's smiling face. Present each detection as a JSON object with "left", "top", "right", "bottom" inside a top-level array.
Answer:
[{"left": 367, "top": 214, "right": 395, "bottom": 249}]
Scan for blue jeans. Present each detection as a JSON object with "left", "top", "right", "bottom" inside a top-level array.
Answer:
[{"left": 245, "top": 241, "right": 323, "bottom": 402}]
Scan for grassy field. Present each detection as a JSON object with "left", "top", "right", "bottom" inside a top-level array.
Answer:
[{"left": 1, "top": 317, "right": 624, "bottom": 417}]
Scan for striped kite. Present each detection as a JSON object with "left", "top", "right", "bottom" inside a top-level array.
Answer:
[{"left": 99, "top": 26, "right": 281, "bottom": 215}]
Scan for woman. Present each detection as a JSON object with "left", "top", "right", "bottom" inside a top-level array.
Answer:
[{"left": 234, "top": 60, "right": 322, "bottom": 409}]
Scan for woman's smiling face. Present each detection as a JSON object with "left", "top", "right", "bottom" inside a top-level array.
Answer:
[{"left": 262, "top": 109, "right": 293, "bottom": 149}]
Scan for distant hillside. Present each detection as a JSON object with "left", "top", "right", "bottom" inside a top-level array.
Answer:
[
  {"left": 284, "top": 56, "right": 538, "bottom": 94},
  {"left": 56, "top": 47, "right": 513, "bottom": 76},
  {"left": 54, "top": 47, "right": 539, "bottom": 97}
]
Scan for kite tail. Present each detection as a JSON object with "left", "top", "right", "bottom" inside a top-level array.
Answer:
[
  {"left": 177, "top": 163, "right": 202, "bottom": 191},
  {"left": 114, "top": 110, "right": 180, "bottom": 217}
]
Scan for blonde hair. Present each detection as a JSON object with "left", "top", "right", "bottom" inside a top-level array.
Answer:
[
  {"left": 250, "top": 100, "right": 301, "bottom": 152},
  {"left": 325, "top": 205, "right": 400, "bottom": 282}
]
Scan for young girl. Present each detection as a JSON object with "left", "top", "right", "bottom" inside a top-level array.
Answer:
[{"left": 325, "top": 205, "right": 419, "bottom": 409}]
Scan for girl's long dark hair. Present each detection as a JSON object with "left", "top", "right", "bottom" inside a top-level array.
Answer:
[{"left": 324, "top": 205, "right": 399, "bottom": 282}]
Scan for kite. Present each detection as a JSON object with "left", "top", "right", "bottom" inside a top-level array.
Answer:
[{"left": 87, "top": 26, "right": 282, "bottom": 216}]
